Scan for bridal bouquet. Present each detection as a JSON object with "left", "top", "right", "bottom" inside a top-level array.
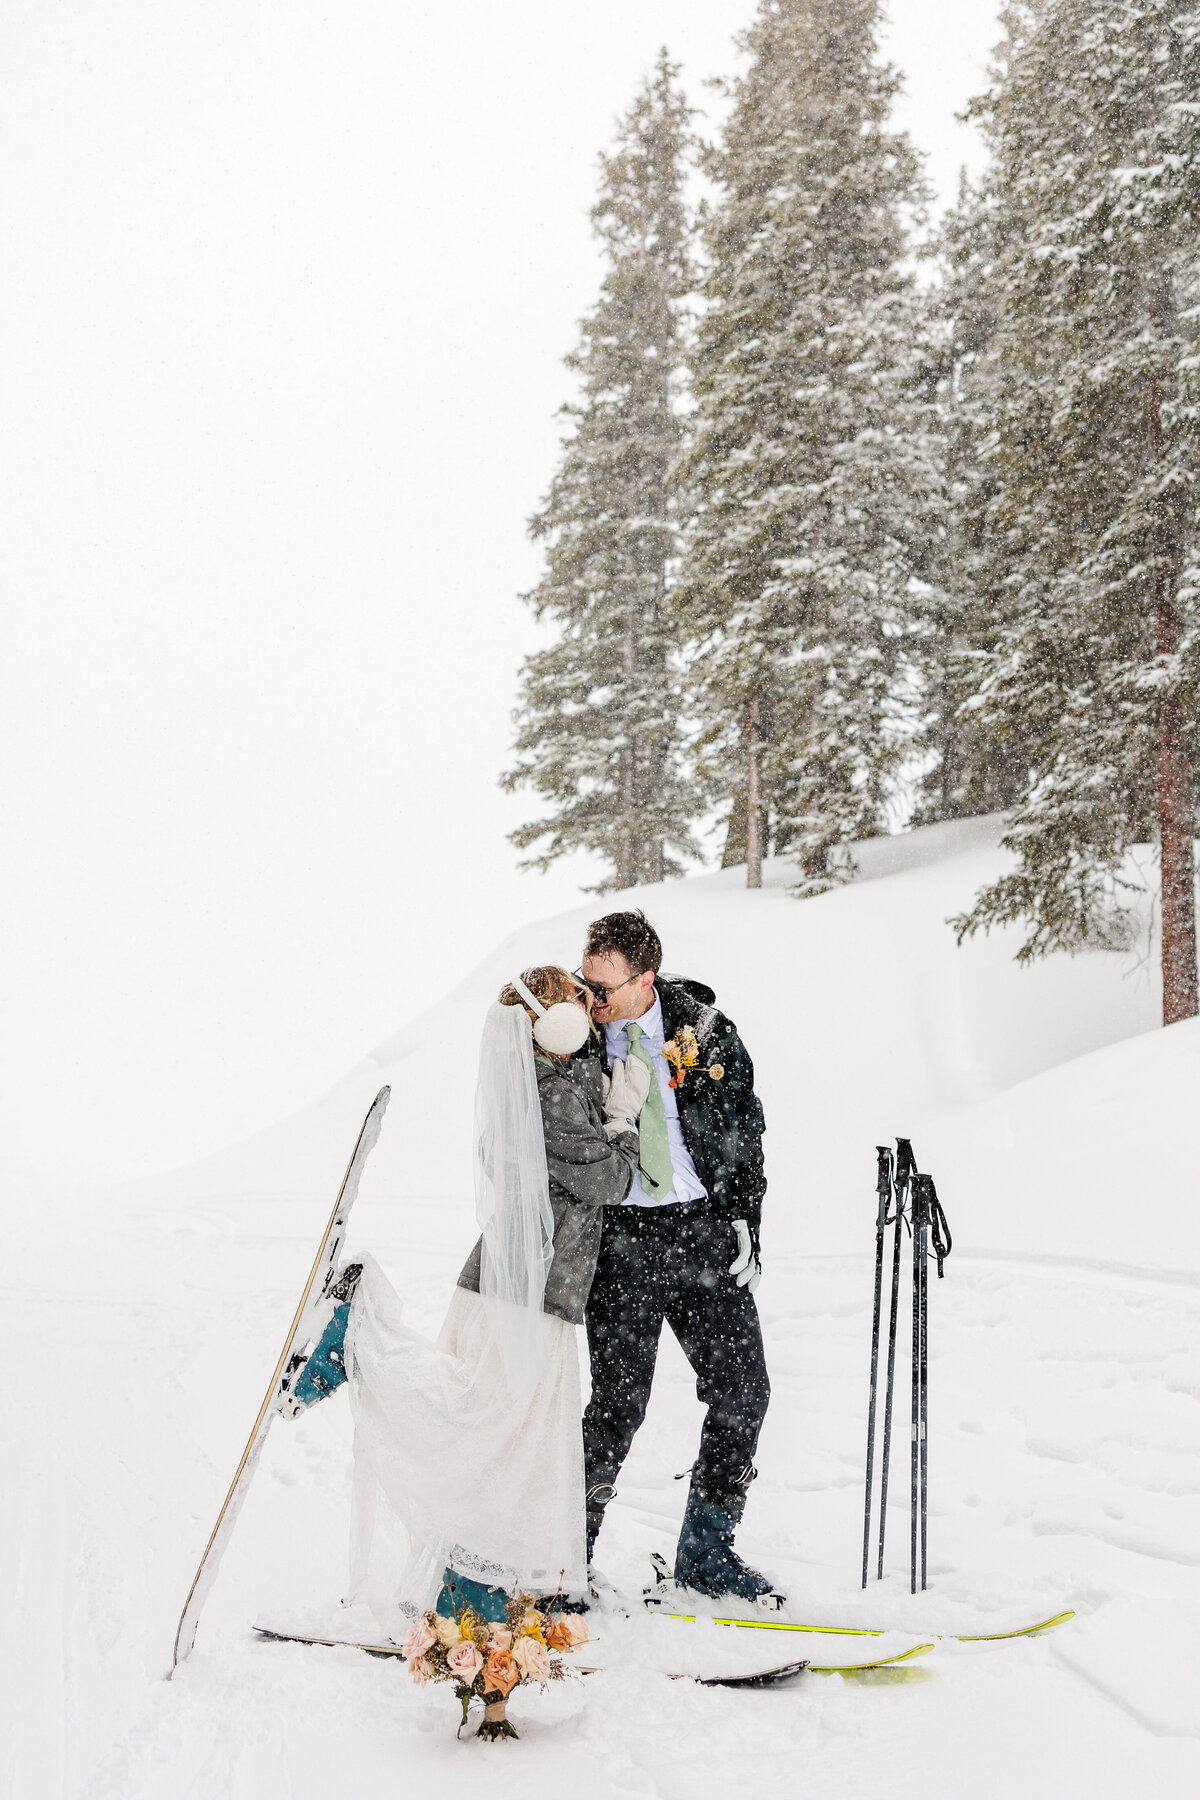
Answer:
[{"left": 401, "top": 1595, "right": 589, "bottom": 1741}]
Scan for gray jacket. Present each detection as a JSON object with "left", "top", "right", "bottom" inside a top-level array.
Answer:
[{"left": 457, "top": 1050, "right": 638, "bottom": 1325}]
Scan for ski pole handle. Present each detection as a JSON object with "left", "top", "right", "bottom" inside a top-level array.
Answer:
[{"left": 875, "top": 1145, "right": 892, "bottom": 1232}]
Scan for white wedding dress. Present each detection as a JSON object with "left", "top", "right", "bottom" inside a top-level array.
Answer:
[{"left": 343, "top": 1003, "right": 587, "bottom": 1632}]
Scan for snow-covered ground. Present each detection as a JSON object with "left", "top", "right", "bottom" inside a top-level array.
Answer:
[{"left": 5, "top": 816, "right": 1199, "bottom": 1796}]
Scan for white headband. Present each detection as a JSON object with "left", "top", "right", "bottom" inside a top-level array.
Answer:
[{"left": 511, "top": 973, "right": 547, "bottom": 1017}]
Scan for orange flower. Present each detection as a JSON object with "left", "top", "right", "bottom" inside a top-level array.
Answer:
[
  {"left": 483, "top": 1649, "right": 520, "bottom": 1698},
  {"left": 545, "top": 1616, "right": 575, "bottom": 1651},
  {"left": 663, "top": 1028, "right": 701, "bottom": 1085}
]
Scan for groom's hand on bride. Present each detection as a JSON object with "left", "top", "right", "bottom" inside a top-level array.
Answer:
[{"left": 603, "top": 1056, "right": 652, "bottom": 1137}]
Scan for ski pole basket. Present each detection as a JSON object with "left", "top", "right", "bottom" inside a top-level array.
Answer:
[{"left": 860, "top": 1139, "right": 952, "bottom": 1593}]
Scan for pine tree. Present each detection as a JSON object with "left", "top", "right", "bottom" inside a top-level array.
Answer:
[
  {"left": 950, "top": 0, "right": 1200, "bottom": 1025},
  {"left": 675, "top": 0, "right": 944, "bottom": 891},
  {"left": 910, "top": 166, "right": 1030, "bottom": 826},
  {"left": 503, "top": 54, "right": 698, "bottom": 892}
]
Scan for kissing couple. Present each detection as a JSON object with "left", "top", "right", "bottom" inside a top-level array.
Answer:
[{"left": 290, "top": 908, "right": 781, "bottom": 1625}]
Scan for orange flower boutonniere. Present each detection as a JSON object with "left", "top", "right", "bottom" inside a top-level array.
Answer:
[{"left": 661, "top": 1025, "right": 725, "bottom": 1090}]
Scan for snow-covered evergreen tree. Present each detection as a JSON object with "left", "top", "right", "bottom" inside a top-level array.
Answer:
[
  {"left": 950, "top": 0, "right": 1200, "bottom": 1025},
  {"left": 675, "top": 0, "right": 944, "bottom": 891},
  {"left": 910, "top": 166, "right": 1029, "bottom": 826},
  {"left": 504, "top": 54, "right": 698, "bottom": 891}
]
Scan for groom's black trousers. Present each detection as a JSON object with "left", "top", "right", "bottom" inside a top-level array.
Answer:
[{"left": 582, "top": 1205, "right": 770, "bottom": 1514}]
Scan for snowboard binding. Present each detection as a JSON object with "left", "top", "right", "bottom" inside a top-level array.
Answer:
[{"left": 279, "top": 1262, "right": 363, "bottom": 1417}]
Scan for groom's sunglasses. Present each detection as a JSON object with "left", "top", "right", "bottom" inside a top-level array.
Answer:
[{"left": 572, "top": 968, "right": 640, "bottom": 1004}]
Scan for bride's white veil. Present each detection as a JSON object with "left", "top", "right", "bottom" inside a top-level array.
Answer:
[
  {"left": 343, "top": 994, "right": 585, "bottom": 1624},
  {"left": 473, "top": 1000, "right": 555, "bottom": 1393}
]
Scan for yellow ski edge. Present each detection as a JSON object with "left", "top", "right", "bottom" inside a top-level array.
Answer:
[
  {"left": 809, "top": 1641, "right": 934, "bottom": 1673},
  {"left": 952, "top": 1608, "right": 1075, "bottom": 1641},
  {"left": 657, "top": 1612, "right": 884, "bottom": 1637},
  {"left": 652, "top": 1607, "right": 1075, "bottom": 1642}
]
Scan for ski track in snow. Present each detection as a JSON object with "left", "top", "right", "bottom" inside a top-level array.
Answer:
[{"left": 7, "top": 822, "right": 1200, "bottom": 1795}]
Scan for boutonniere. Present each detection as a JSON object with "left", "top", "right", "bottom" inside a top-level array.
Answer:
[{"left": 661, "top": 1024, "right": 725, "bottom": 1091}]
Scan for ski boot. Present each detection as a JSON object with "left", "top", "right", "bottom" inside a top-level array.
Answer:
[
  {"left": 435, "top": 1569, "right": 509, "bottom": 1624},
  {"left": 672, "top": 1475, "right": 785, "bottom": 1610},
  {"left": 280, "top": 1263, "right": 362, "bottom": 1416}
]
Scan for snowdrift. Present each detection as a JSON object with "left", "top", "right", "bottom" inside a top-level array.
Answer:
[{"left": 147, "top": 813, "right": 1190, "bottom": 1277}]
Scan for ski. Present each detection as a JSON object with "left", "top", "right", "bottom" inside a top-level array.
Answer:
[
  {"left": 807, "top": 1641, "right": 933, "bottom": 1672},
  {"left": 253, "top": 1625, "right": 929, "bottom": 1682},
  {"left": 687, "top": 1659, "right": 809, "bottom": 1687},
  {"left": 170, "top": 1086, "right": 391, "bottom": 1670},
  {"left": 254, "top": 1624, "right": 810, "bottom": 1685},
  {"left": 644, "top": 1601, "right": 1075, "bottom": 1642},
  {"left": 643, "top": 1550, "right": 1071, "bottom": 1640}
]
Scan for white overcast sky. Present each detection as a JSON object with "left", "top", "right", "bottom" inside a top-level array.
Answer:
[{"left": 0, "top": 2, "right": 1001, "bottom": 1182}]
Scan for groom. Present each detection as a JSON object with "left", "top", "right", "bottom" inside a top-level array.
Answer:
[{"left": 578, "top": 909, "right": 779, "bottom": 1605}]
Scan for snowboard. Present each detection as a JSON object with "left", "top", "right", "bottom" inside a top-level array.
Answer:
[
  {"left": 170, "top": 1086, "right": 391, "bottom": 1671},
  {"left": 251, "top": 1627, "right": 928, "bottom": 1677},
  {"left": 644, "top": 1555, "right": 1073, "bottom": 1643},
  {"left": 252, "top": 1623, "right": 932, "bottom": 1682}
]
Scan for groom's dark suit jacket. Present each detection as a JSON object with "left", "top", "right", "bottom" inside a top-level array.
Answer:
[{"left": 583, "top": 975, "right": 767, "bottom": 1240}]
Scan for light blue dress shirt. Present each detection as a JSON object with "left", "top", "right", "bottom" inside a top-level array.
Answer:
[{"left": 605, "top": 991, "right": 708, "bottom": 1209}]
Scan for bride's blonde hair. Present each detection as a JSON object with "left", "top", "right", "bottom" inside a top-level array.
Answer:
[{"left": 498, "top": 966, "right": 594, "bottom": 1039}]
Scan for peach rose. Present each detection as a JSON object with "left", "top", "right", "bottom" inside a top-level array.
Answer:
[
  {"left": 489, "top": 1626, "right": 513, "bottom": 1652},
  {"left": 433, "top": 1614, "right": 462, "bottom": 1647},
  {"left": 408, "top": 1654, "right": 434, "bottom": 1685},
  {"left": 446, "top": 1638, "right": 483, "bottom": 1682},
  {"left": 512, "top": 1634, "right": 551, "bottom": 1683},
  {"left": 561, "top": 1614, "right": 589, "bottom": 1647},
  {"left": 483, "top": 1649, "right": 520, "bottom": 1698},
  {"left": 545, "top": 1616, "right": 575, "bottom": 1651},
  {"left": 401, "top": 1618, "right": 436, "bottom": 1661}
]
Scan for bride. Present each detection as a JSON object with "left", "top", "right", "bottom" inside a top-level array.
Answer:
[{"left": 291, "top": 966, "right": 649, "bottom": 1632}]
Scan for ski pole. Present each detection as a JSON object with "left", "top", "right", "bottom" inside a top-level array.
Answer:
[
  {"left": 862, "top": 1146, "right": 893, "bottom": 1587},
  {"left": 910, "top": 1169, "right": 924, "bottom": 1593},
  {"left": 916, "top": 1174, "right": 952, "bottom": 1591},
  {"left": 911, "top": 1173, "right": 943, "bottom": 1592},
  {"left": 877, "top": 1137, "right": 913, "bottom": 1580}
]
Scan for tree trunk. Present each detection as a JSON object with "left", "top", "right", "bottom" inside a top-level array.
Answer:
[
  {"left": 1157, "top": 688, "right": 1196, "bottom": 1024},
  {"left": 617, "top": 599, "right": 638, "bottom": 890},
  {"left": 721, "top": 787, "right": 747, "bottom": 868},
  {"left": 1149, "top": 347, "right": 1198, "bottom": 1025},
  {"left": 746, "top": 691, "right": 764, "bottom": 890}
]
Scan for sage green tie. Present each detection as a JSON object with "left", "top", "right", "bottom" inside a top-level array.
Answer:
[{"left": 625, "top": 1022, "right": 674, "bottom": 1199}]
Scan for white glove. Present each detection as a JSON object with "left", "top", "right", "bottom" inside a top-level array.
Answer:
[
  {"left": 729, "top": 1219, "right": 762, "bottom": 1292},
  {"left": 603, "top": 1056, "right": 652, "bottom": 1137}
]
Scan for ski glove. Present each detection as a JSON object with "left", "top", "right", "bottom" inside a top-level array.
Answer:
[
  {"left": 729, "top": 1219, "right": 762, "bottom": 1292},
  {"left": 604, "top": 1055, "right": 652, "bottom": 1138}
]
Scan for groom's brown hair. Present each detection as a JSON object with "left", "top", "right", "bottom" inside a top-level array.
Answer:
[{"left": 584, "top": 909, "right": 662, "bottom": 975}]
